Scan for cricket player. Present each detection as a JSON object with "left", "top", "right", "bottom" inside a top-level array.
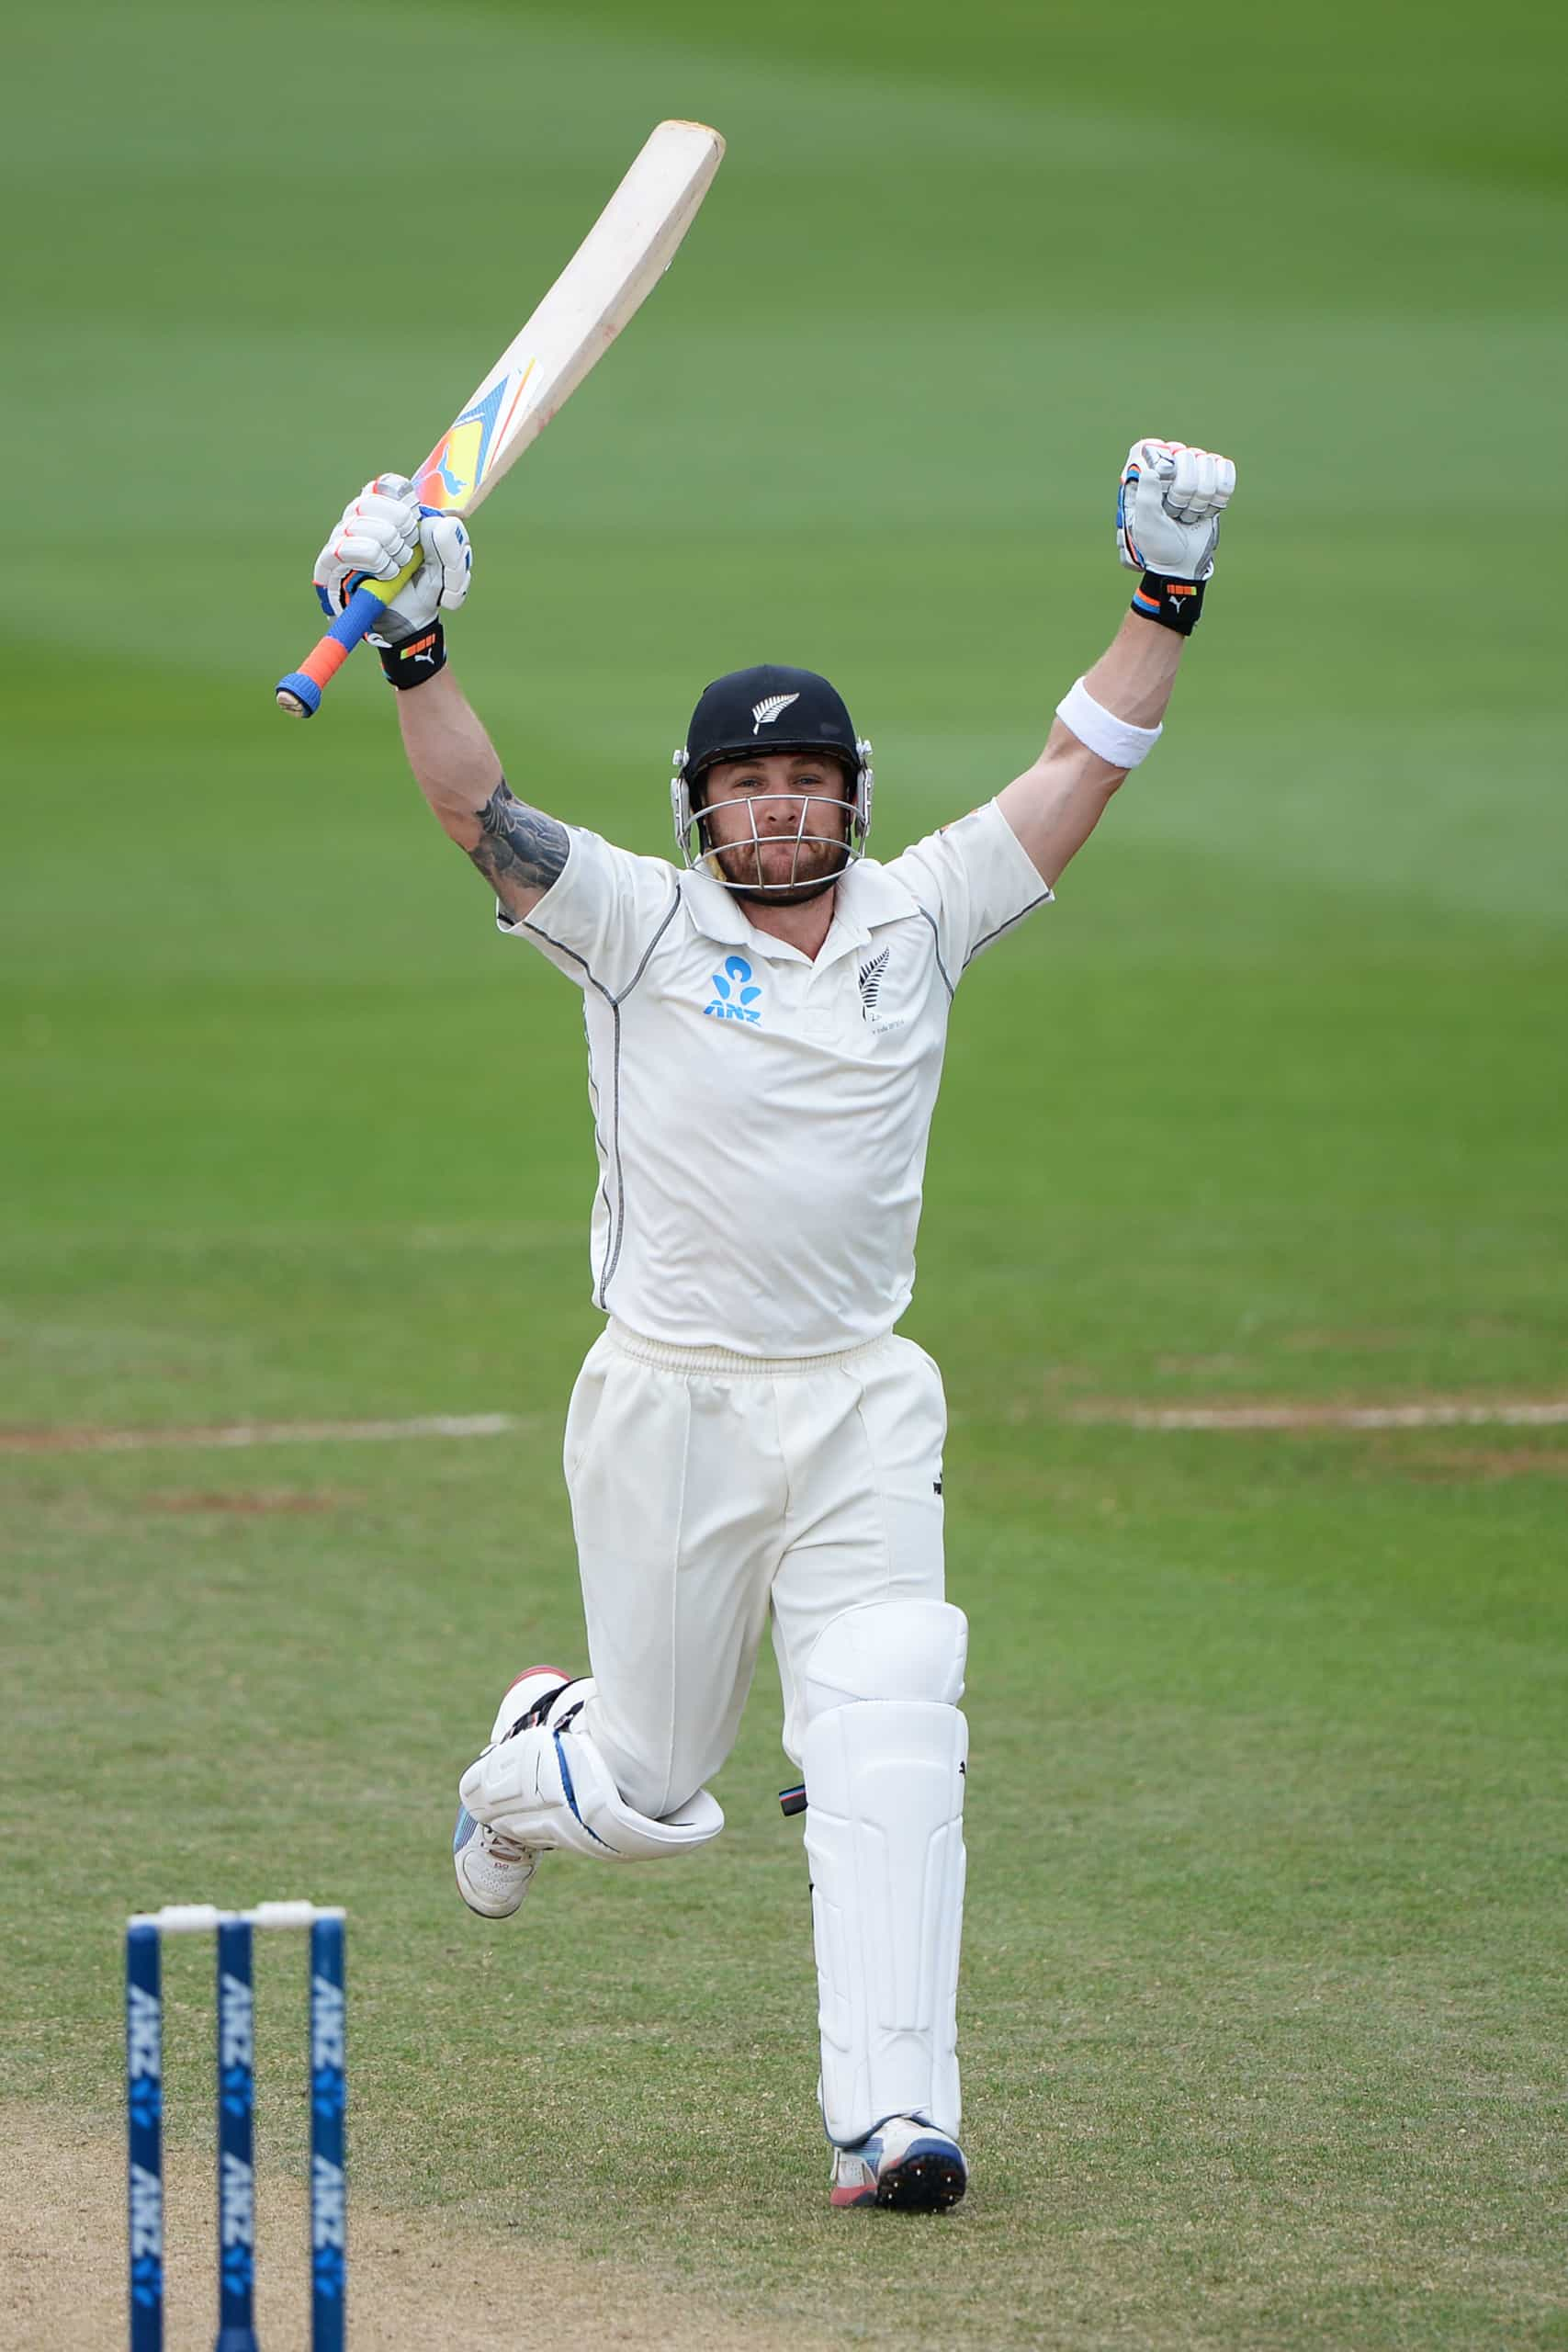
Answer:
[{"left": 311, "top": 435, "right": 1235, "bottom": 2212}]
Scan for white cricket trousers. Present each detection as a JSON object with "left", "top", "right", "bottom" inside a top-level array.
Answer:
[{"left": 563, "top": 1318, "right": 948, "bottom": 1822}]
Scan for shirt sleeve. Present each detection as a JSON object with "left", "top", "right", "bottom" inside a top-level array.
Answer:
[
  {"left": 494, "top": 826, "right": 682, "bottom": 1001},
  {"left": 882, "top": 799, "right": 1052, "bottom": 989}
]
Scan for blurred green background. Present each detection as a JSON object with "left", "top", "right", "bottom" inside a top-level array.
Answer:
[{"left": 5, "top": 3, "right": 1566, "bottom": 2346}]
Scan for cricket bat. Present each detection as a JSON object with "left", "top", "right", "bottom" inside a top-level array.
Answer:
[{"left": 276, "top": 119, "right": 725, "bottom": 718}]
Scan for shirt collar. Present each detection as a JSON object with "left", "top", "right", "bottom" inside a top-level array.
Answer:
[{"left": 678, "top": 865, "right": 756, "bottom": 948}]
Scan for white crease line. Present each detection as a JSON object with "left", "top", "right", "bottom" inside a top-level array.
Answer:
[
  {"left": 1072, "top": 1400, "right": 1568, "bottom": 1432},
  {"left": 0, "top": 1413, "right": 524, "bottom": 1456},
  {"left": 6, "top": 1399, "right": 1567, "bottom": 1456}
]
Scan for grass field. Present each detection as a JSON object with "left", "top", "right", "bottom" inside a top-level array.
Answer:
[{"left": 5, "top": 2, "right": 1567, "bottom": 2346}]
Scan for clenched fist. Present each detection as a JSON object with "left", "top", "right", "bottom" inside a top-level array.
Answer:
[
  {"left": 312, "top": 475, "right": 473, "bottom": 645},
  {"left": 1115, "top": 439, "right": 1235, "bottom": 582}
]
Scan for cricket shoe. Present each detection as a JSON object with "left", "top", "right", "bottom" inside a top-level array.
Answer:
[
  {"left": 452, "top": 1665, "right": 573, "bottom": 1919},
  {"left": 829, "top": 2117, "right": 967, "bottom": 2213}
]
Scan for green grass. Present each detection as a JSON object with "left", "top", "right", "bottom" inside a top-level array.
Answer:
[{"left": 4, "top": 1, "right": 1567, "bottom": 2346}]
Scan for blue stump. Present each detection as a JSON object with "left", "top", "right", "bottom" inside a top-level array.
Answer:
[
  {"left": 309, "top": 1913, "right": 347, "bottom": 2352},
  {"left": 126, "top": 1922, "right": 164, "bottom": 2352},
  {"left": 214, "top": 1917, "right": 259, "bottom": 2352}
]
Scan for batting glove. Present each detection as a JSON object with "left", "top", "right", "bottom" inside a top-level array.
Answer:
[
  {"left": 1115, "top": 439, "right": 1235, "bottom": 582},
  {"left": 311, "top": 474, "right": 473, "bottom": 645}
]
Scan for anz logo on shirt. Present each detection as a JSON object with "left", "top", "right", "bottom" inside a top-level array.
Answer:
[{"left": 704, "top": 955, "right": 763, "bottom": 1023}]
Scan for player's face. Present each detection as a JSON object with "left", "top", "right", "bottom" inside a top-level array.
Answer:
[{"left": 700, "top": 752, "right": 852, "bottom": 899}]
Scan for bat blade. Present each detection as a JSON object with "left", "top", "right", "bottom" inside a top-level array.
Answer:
[
  {"left": 276, "top": 119, "right": 725, "bottom": 718},
  {"left": 415, "top": 119, "right": 724, "bottom": 517}
]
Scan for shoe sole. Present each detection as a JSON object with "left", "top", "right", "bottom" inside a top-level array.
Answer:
[
  {"left": 829, "top": 2145, "right": 968, "bottom": 2212},
  {"left": 874, "top": 2149, "right": 967, "bottom": 2212}
]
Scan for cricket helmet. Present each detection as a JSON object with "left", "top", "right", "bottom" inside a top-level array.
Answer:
[{"left": 670, "top": 662, "right": 874, "bottom": 900}]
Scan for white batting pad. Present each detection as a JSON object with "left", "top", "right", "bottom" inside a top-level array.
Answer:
[
  {"left": 460, "top": 1704, "right": 724, "bottom": 1862},
  {"left": 804, "top": 1598, "right": 967, "bottom": 1715},
  {"left": 801, "top": 1601, "right": 968, "bottom": 2143},
  {"left": 488, "top": 1667, "right": 575, "bottom": 1747}
]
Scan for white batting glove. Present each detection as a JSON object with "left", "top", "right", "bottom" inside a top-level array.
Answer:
[
  {"left": 1115, "top": 439, "right": 1235, "bottom": 582},
  {"left": 311, "top": 474, "right": 473, "bottom": 645}
]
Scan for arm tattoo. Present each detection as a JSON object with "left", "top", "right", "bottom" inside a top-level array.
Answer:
[{"left": 467, "top": 779, "right": 569, "bottom": 899}]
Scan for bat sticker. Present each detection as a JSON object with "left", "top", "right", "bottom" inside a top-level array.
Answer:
[{"left": 418, "top": 369, "right": 532, "bottom": 510}]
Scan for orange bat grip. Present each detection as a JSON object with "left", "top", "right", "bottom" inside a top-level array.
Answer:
[{"left": 299, "top": 635, "right": 354, "bottom": 689}]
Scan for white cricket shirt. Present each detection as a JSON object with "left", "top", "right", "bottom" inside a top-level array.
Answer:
[{"left": 498, "top": 799, "right": 1050, "bottom": 1355}]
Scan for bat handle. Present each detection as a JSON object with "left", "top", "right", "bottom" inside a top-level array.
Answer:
[{"left": 275, "top": 563, "right": 417, "bottom": 717}]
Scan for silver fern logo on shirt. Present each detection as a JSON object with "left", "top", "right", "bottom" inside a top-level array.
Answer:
[
  {"left": 857, "top": 946, "right": 905, "bottom": 1035},
  {"left": 857, "top": 949, "right": 890, "bottom": 1019}
]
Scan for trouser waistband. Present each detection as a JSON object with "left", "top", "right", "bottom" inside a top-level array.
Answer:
[{"left": 604, "top": 1317, "right": 894, "bottom": 1378}]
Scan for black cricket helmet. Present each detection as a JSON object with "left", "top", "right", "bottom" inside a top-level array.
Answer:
[{"left": 670, "top": 662, "right": 874, "bottom": 899}]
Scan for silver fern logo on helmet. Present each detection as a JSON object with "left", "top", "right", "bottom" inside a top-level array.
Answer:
[{"left": 750, "top": 693, "right": 800, "bottom": 734}]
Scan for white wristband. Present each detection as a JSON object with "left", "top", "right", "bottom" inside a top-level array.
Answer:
[{"left": 1055, "top": 676, "right": 1163, "bottom": 769}]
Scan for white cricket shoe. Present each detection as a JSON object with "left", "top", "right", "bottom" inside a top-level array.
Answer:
[
  {"left": 829, "top": 2116, "right": 968, "bottom": 2212},
  {"left": 452, "top": 1665, "right": 572, "bottom": 1919}
]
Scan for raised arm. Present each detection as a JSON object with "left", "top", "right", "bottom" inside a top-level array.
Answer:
[
  {"left": 998, "top": 439, "right": 1235, "bottom": 887},
  {"left": 310, "top": 474, "right": 567, "bottom": 925},
  {"left": 392, "top": 668, "right": 567, "bottom": 918}
]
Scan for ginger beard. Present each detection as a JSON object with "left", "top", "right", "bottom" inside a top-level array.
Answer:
[{"left": 696, "top": 752, "right": 853, "bottom": 904}]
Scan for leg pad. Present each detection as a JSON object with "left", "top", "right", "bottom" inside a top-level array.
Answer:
[
  {"left": 800, "top": 1600, "right": 968, "bottom": 2144},
  {"left": 460, "top": 1682, "right": 723, "bottom": 1861}
]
